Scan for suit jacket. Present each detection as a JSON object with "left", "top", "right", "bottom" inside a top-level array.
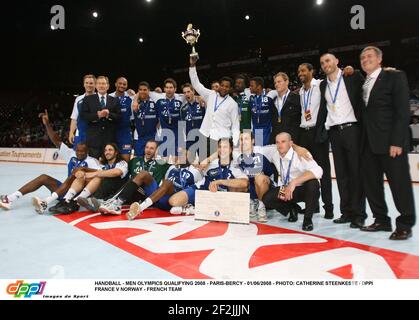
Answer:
[
  {"left": 271, "top": 91, "right": 302, "bottom": 144},
  {"left": 80, "top": 93, "right": 121, "bottom": 148},
  {"left": 315, "top": 70, "right": 365, "bottom": 143},
  {"left": 361, "top": 69, "right": 411, "bottom": 154}
]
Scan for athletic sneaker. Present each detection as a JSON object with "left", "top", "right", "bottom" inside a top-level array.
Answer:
[
  {"left": 169, "top": 206, "right": 183, "bottom": 215},
  {"left": 49, "top": 199, "right": 67, "bottom": 213},
  {"left": 99, "top": 198, "right": 123, "bottom": 215},
  {"left": 257, "top": 206, "right": 268, "bottom": 223},
  {"left": 184, "top": 204, "right": 195, "bottom": 215},
  {"left": 90, "top": 197, "right": 102, "bottom": 211},
  {"left": 0, "top": 195, "right": 11, "bottom": 210},
  {"left": 76, "top": 197, "right": 99, "bottom": 212},
  {"left": 32, "top": 196, "right": 48, "bottom": 214},
  {"left": 249, "top": 199, "right": 258, "bottom": 219},
  {"left": 169, "top": 204, "right": 195, "bottom": 215},
  {"left": 53, "top": 200, "right": 79, "bottom": 214},
  {"left": 126, "top": 202, "right": 142, "bottom": 221}
]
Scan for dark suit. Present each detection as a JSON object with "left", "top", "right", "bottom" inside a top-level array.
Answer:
[
  {"left": 80, "top": 93, "right": 121, "bottom": 159},
  {"left": 299, "top": 84, "right": 333, "bottom": 213},
  {"left": 361, "top": 69, "right": 415, "bottom": 231},
  {"left": 270, "top": 91, "right": 301, "bottom": 144},
  {"left": 316, "top": 70, "right": 366, "bottom": 221}
]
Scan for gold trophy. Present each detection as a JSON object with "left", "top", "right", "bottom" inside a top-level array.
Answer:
[{"left": 182, "top": 24, "right": 200, "bottom": 58}]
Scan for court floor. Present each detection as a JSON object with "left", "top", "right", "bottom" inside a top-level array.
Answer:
[{"left": 1, "top": 162, "right": 418, "bottom": 279}]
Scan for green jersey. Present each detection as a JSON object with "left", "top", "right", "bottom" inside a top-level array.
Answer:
[
  {"left": 234, "top": 92, "right": 251, "bottom": 131},
  {"left": 128, "top": 157, "right": 170, "bottom": 185}
]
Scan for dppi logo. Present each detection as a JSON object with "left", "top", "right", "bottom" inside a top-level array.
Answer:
[{"left": 6, "top": 280, "right": 46, "bottom": 298}]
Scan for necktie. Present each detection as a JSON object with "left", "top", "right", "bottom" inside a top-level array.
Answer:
[
  {"left": 362, "top": 76, "right": 373, "bottom": 105},
  {"left": 100, "top": 95, "right": 105, "bottom": 108}
]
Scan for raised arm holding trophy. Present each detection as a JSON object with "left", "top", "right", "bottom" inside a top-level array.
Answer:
[{"left": 182, "top": 24, "right": 200, "bottom": 59}]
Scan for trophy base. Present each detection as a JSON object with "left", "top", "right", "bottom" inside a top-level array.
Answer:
[{"left": 190, "top": 52, "right": 199, "bottom": 59}]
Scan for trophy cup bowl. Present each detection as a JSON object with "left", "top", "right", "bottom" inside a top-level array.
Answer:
[{"left": 182, "top": 24, "right": 200, "bottom": 58}]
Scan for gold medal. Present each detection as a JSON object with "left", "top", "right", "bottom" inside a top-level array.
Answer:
[
  {"left": 279, "top": 186, "right": 286, "bottom": 196},
  {"left": 304, "top": 110, "right": 312, "bottom": 122},
  {"left": 330, "top": 104, "right": 336, "bottom": 112},
  {"left": 279, "top": 185, "right": 286, "bottom": 200},
  {"left": 278, "top": 117, "right": 282, "bottom": 123}
]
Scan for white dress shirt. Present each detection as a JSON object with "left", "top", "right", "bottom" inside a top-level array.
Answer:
[
  {"left": 267, "top": 89, "right": 290, "bottom": 112},
  {"left": 325, "top": 69, "right": 357, "bottom": 129},
  {"left": 189, "top": 67, "right": 240, "bottom": 146},
  {"left": 299, "top": 78, "right": 322, "bottom": 128},
  {"left": 259, "top": 145, "right": 323, "bottom": 186},
  {"left": 362, "top": 67, "right": 382, "bottom": 105}
]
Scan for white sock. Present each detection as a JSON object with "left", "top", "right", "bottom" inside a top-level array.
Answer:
[
  {"left": 258, "top": 201, "right": 265, "bottom": 210},
  {"left": 44, "top": 192, "right": 59, "bottom": 205},
  {"left": 139, "top": 198, "right": 153, "bottom": 211},
  {"left": 75, "top": 188, "right": 91, "bottom": 200},
  {"left": 7, "top": 191, "right": 22, "bottom": 202},
  {"left": 64, "top": 188, "right": 77, "bottom": 202}
]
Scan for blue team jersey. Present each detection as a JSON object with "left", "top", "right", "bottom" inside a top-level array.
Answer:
[
  {"left": 110, "top": 92, "right": 132, "bottom": 128},
  {"left": 165, "top": 165, "right": 202, "bottom": 193},
  {"left": 180, "top": 101, "right": 205, "bottom": 133},
  {"left": 67, "top": 157, "right": 90, "bottom": 177},
  {"left": 133, "top": 99, "right": 158, "bottom": 138},
  {"left": 237, "top": 152, "right": 274, "bottom": 183},
  {"left": 249, "top": 93, "right": 275, "bottom": 128},
  {"left": 76, "top": 98, "right": 88, "bottom": 134},
  {"left": 196, "top": 160, "right": 247, "bottom": 192},
  {"left": 59, "top": 143, "right": 101, "bottom": 177},
  {"left": 156, "top": 97, "right": 183, "bottom": 132}
]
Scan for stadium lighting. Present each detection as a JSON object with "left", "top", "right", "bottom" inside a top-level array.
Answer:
[
  {"left": 92, "top": 11, "right": 98, "bottom": 18},
  {"left": 146, "top": 0, "right": 152, "bottom": 2},
  {"left": 245, "top": 15, "right": 250, "bottom": 20},
  {"left": 316, "top": 0, "right": 324, "bottom": 5},
  {"left": 50, "top": 25, "right": 55, "bottom": 30},
  {"left": 139, "top": 37, "right": 144, "bottom": 43}
]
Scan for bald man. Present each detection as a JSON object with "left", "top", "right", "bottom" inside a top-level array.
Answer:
[
  {"left": 255, "top": 132, "right": 323, "bottom": 231},
  {"left": 109, "top": 77, "right": 135, "bottom": 162},
  {"left": 316, "top": 53, "right": 366, "bottom": 229}
]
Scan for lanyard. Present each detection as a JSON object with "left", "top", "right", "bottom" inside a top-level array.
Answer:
[
  {"left": 143, "top": 158, "right": 155, "bottom": 173},
  {"left": 179, "top": 168, "right": 187, "bottom": 189},
  {"left": 214, "top": 94, "right": 228, "bottom": 112},
  {"left": 277, "top": 89, "right": 290, "bottom": 119},
  {"left": 187, "top": 101, "right": 195, "bottom": 118},
  {"left": 166, "top": 98, "right": 174, "bottom": 122},
  {"left": 302, "top": 87, "right": 313, "bottom": 112},
  {"left": 103, "top": 162, "right": 116, "bottom": 170},
  {"left": 327, "top": 74, "right": 343, "bottom": 105},
  {"left": 256, "top": 90, "right": 266, "bottom": 119},
  {"left": 75, "top": 159, "right": 83, "bottom": 168},
  {"left": 139, "top": 100, "right": 149, "bottom": 121},
  {"left": 217, "top": 160, "right": 231, "bottom": 180},
  {"left": 240, "top": 152, "right": 256, "bottom": 169},
  {"left": 118, "top": 95, "right": 127, "bottom": 106},
  {"left": 187, "top": 101, "right": 196, "bottom": 127},
  {"left": 279, "top": 151, "right": 294, "bottom": 186}
]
